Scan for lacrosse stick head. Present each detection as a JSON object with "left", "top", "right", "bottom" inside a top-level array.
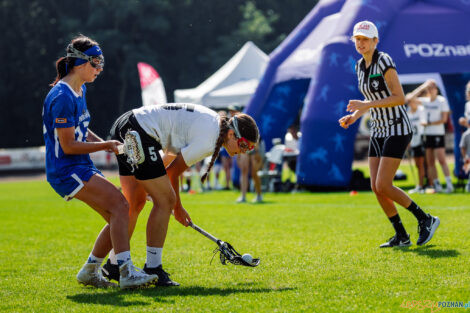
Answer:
[
  {"left": 217, "top": 241, "right": 260, "bottom": 267},
  {"left": 121, "top": 130, "right": 145, "bottom": 168}
]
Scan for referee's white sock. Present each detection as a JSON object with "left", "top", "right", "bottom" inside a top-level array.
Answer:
[{"left": 146, "top": 246, "right": 163, "bottom": 268}]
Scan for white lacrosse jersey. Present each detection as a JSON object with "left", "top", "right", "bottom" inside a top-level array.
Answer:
[
  {"left": 419, "top": 95, "right": 449, "bottom": 136},
  {"left": 407, "top": 106, "right": 424, "bottom": 148},
  {"left": 133, "top": 104, "right": 220, "bottom": 166}
]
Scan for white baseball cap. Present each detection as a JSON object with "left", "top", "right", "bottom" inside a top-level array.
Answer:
[{"left": 353, "top": 21, "right": 378, "bottom": 39}]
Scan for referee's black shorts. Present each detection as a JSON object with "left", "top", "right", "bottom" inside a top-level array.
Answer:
[
  {"left": 110, "top": 111, "right": 166, "bottom": 180},
  {"left": 368, "top": 134, "right": 412, "bottom": 159}
]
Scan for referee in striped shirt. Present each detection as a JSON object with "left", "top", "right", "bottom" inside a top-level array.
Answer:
[{"left": 339, "top": 21, "right": 439, "bottom": 248}]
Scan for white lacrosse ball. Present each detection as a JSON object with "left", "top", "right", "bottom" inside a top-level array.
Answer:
[{"left": 242, "top": 253, "right": 253, "bottom": 263}]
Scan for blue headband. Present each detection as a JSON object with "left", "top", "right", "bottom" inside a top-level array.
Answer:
[{"left": 72, "top": 45, "right": 103, "bottom": 66}]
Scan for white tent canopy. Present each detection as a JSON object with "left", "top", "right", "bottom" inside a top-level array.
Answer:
[{"left": 174, "top": 41, "right": 268, "bottom": 109}]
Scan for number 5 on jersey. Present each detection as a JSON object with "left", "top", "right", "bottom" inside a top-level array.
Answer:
[{"left": 148, "top": 146, "right": 158, "bottom": 161}]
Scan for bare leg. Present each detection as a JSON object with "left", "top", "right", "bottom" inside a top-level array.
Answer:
[
  {"left": 369, "top": 157, "right": 398, "bottom": 217},
  {"left": 435, "top": 147, "right": 450, "bottom": 176},
  {"left": 250, "top": 154, "right": 263, "bottom": 196},
  {"left": 375, "top": 157, "right": 413, "bottom": 209},
  {"left": 120, "top": 175, "right": 148, "bottom": 238},
  {"left": 426, "top": 148, "right": 438, "bottom": 183},
  {"left": 237, "top": 154, "right": 249, "bottom": 200},
  {"left": 414, "top": 156, "right": 425, "bottom": 187},
  {"left": 137, "top": 176, "right": 176, "bottom": 248},
  {"left": 74, "top": 174, "right": 130, "bottom": 257}
]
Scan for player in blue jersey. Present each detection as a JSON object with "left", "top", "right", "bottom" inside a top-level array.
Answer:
[{"left": 42, "top": 35, "right": 157, "bottom": 289}]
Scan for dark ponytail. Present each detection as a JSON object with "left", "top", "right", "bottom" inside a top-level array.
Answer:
[
  {"left": 201, "top": 115, "right": 231, "bottom": 183},
  {"left": 200, "top": 112, "right": 259, "bottom": 183},
  {"left": 50, "top": 34, "right": 99, "bottom": 86}
]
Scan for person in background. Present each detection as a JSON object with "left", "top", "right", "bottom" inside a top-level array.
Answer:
[
  {"left": 459, "top": 123, "right": 470, "bottom": 192},
  {"left": 339, "top": 21, "right": 439, "bottom": 248},
  {"left": 458, "top": 81, "right": 470, "bottom": 128},
  {"left": 406, "top": 95, "right": 426, "bottom": 194},
  {"left": 406, "top": 80, "right": 454, "bottom": 193},
  {"left": 42, "top": 35, "right": 157, "bottom": 289},
  {"left": 236, "top": 134, "right": 265, "bottom": 203}
]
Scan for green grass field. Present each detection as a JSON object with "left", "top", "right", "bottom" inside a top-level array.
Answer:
[{"left": 0, "top": 168, "right": 469, "bottom": 312}]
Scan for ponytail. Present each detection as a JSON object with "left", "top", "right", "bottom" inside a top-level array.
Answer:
[
  {"left": 201, "top": 116, "right": 230, "bottom": 183},
  {"left": 50, "top": 57, "right": 73, "bottom": 86}
]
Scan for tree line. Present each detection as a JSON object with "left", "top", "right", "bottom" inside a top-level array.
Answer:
[{"left": 0, "top": 0, "right": 317, "bottom": 148}]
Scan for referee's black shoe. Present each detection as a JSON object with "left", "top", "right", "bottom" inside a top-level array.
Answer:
[
  {"left": 143, "top": 264, "right": 180, "bottom": 286},
  {"left": 380, "top": 233, "right": 412, "bottom": 248},
  {"left": 101, "top": 259, "right": 120, "bottom": 282},
  {"left": 417, "top": 214, "right": 440, "bottom": 246}
]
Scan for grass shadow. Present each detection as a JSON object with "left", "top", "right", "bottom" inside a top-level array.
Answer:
[
  {"left": 67, "top": 285, "right": 295, "bottom": 306},
  {"left": 395, "top": 245, "right": 460, "bottom": 258}
]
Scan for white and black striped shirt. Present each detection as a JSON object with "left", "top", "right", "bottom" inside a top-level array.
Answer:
[{"left": 355, "top": 49, "right": 411, "bottom": 138}]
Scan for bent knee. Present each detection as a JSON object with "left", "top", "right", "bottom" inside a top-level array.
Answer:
[{"left": 375, "top": 181, "right": 392, "bottom": 195}]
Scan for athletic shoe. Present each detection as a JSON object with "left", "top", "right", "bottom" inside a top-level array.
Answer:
[
  {"left": 143, "top": 264, "right": 180, "bottom": 286},
  {"left": 76, "top": 263, "right": 117, "bottom": 288},
  {"left": 445, "top": 184, "right": 454, "bottom": 193},
  {"left": 408, "top": 186, "right": 424, "bottom": 194},
  {"left": 379, "top": 234, "right": 412, "bottom": 248},
  {"left": 119, "top": 260, "right": 158, "bottom": 289},
  {"left": 236, "top": 196, "right": 246, "bottom": 203},
  {"left": 434, "top": 182, "right": 443, "bottom": 193},
  {"left": 465, "top": 184, "right": 470, "bottom": 193},
  {"left": 417, "top": 215, "right": 440, "bottom": 246},
  {"left": 251, "top": 194, "right": 263, "bottom": 203},
  {"left": 101, "top": 259, "right": 120, "bottom": 282}
]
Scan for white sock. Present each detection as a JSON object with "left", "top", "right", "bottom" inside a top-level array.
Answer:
[
  {"left": 146, "top": 246, "right": 163, "bottom": 268},
  {"left": 109, "top": 249, "right": 118, "bottom": 265},
  {"left": 433, "top": 179, "right": 441, "bottom": 186},
  {"left": 115, "top": 251, "right": 131, "bottom": 266},
  {"left": 87, "top": 253, "right": 104, "bottom": 265},
  {"left": 445, "top": 176, "right": 453, "bottom": 186}
]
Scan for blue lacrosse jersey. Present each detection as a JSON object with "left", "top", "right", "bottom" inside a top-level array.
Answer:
[{"left": 43, "top": 81, "right": 93, "bottom": 184}]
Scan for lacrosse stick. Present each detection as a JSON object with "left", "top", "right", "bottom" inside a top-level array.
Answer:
[
  {"left": 117, "top": 130, "right": 145, "bottom": 170},
  {"left": 189, "top": 222, "right": 260, "bottom": 267}
]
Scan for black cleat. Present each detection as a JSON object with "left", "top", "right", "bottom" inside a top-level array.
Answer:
[
  {"left": 380, "top": 233, "right": 412, "bottom": 248},
  {"left": 417, "top": 215, "right": 440, "bottom": 246},
  {"left": 143, "top": 264, "right": 180, "bottom": 286},
  {"left": 101, "top": 259, "right": 120, "bottom": 282}
]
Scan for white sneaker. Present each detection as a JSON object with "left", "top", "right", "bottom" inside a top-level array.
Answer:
[
  {"left": 119, "top": 260, "right": 158, "bottom": 289},
  {"left": 77, "top": 263, "right": 117, "bottom": 288},
  {"left": 445, "top": 184, "right": 454, "bottom": 193},
  {"left": 236, "top": 196, "right": 246, "bottom": 203},
  {"left": 251, "top": 194, "right": 263, "bottom": 203},
  {"left": 434, "top": 183, "right": 443, "bottom": 193},
  {"left": 408, "top": 186, "right": 424, "bottom": 194}
]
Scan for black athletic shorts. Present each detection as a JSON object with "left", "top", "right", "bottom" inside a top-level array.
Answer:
[
  {"left": 411, "top": 145, "right": 425, "bottom": 158},
  {"left": 110, "top": 111, "right": 166, "bottom": 180},
  {"left": 368, "top": 134, "right": 412, "bottom": 159},
  {"left": 423, "top": 135, "right": 445, "bottom": 149}
]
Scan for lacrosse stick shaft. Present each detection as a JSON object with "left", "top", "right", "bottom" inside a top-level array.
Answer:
[{"left": 189, "top": 222, "right": 220, "bottom": 244}]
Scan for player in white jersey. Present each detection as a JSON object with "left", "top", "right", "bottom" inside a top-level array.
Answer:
[
  {"left": 42, "top": 35, "right": 157, "bottom": 289},
  {"left": 406, "top": 96, "right": 426, "bottom": 194},
  {"left": 339, "top": 21, "right": 439, "bottom": 248},
  {"left": 100, "top": 104, "right": 259, "bottom": 285},
  {"left": 406, "top": 80, "right": 454, "bottom": 193}
]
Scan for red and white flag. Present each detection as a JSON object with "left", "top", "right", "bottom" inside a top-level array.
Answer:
[{"left": 137, "top": 62, "right": 167, "bottom": 106}]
